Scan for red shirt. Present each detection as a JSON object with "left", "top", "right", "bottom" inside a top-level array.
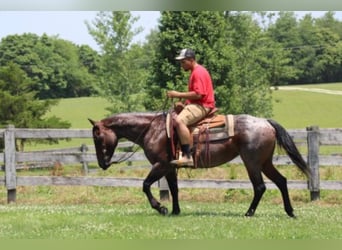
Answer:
[{"left": 186, "top": 64, "right": 215, "bottom": 109}]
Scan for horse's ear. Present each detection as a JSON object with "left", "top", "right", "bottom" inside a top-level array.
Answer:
[{"left": 88, "top": 118, "right": 96, "bottom": 126}]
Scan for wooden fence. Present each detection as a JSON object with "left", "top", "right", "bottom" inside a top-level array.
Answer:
[{"left": 1, "top": 125, "right": 342, "bottom": 203}]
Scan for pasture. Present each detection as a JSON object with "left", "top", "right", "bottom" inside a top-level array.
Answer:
[
  {"left": 272, "top": 83, "right": 342, "bottom": 128},
  {"left": 0, "top": 201, "right": 342, "bottom": 239},
  {"left": 47, "top": 82, "right": 342, "bottom": 129},
  {"left": 1, "top": 83, "right": 342, "bottom": 239}
]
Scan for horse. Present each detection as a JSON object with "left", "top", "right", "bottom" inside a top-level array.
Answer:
[{"left": 88, "top": 112, "right": 310, "bottom": 217}]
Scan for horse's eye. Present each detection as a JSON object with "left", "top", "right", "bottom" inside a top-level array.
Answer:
[{"left": 93, "top": 127, "right": 102, "bottom": 138}]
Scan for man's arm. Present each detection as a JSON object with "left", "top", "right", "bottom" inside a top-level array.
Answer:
[{"left": 167, "top": 90, "right": 202, "bottom": 100}]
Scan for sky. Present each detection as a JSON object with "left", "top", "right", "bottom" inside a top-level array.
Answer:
[
  {"left": 0, "top": 11, "right": 341, "bottom": 52},
  {"left": 0, "top": 11, "right": 161, "bottom": 51}
]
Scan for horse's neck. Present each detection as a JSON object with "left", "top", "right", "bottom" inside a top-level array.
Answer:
[{"left": 109, "top": 113, "right": 158, "bottom": 145}]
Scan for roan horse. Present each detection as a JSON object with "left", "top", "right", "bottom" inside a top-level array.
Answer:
[{"left": 89, "top": 112, "right": 310, "bottom": 217}]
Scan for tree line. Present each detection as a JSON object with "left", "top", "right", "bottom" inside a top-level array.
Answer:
[{"left": 1, "top": 11, "right": 342, "bottom": 134}]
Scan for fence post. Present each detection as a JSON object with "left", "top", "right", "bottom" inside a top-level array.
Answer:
[
  {"left": 306, "top": 126, "right": 320, "bottom": 201},
  {"left": 4, "top": 125, "right": 16, "bottom": 203},
  {"left": 80, "top": 144, "right": 89, "bottom": 174},
  {"left": 158, "top": 177, "right": 170, "bottom": 201}
]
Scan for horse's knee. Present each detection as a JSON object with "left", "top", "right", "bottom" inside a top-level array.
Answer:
[
  {"left": 142, "top": 180, "right": 150, "bottom": 193},
  {"left": 255, "top": 183, "right": 266, "bottom": 195}
]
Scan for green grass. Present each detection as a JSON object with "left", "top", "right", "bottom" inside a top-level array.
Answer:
[
  {"left": 45, "top": 83, "right": 342, "bottom": 130},
  {"left": 24, "top": 97, "right": 112, "bottom": 150},
  {"left": 49, "top": 96, "right": 111, "bottom": 128},
  {"left": 288, "top": 82, "right": 342, "bottom": 91},
  {"left": 272, "top": 88, "right": 342, "bottom": 128},
  {"left": 0, "top": 202, "right": 341, "bottom": 239}
]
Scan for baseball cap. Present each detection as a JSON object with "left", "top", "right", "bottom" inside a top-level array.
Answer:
[{"left": 175, "top": 48, "right": 196, "bottom": 60}]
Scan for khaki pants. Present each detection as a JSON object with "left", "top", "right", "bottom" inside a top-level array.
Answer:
[{"left": 177, "top": 104, "right": 210, "bottom": 126}]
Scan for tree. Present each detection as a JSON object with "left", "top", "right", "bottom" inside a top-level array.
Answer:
[
  {"left": 221, "top": 12, "right": 273, "bottom": 116},
  {"left": 146, "top": 11, "right": 233, "bottom": 111},
  {"left": 147, "top": 11, "right": 273, "bottom": 117},
  {"left": 86, "top": 11, "right": 146, "bottom": 113},
  {"left": 0, "top": 33, "right": 99, "bottom": 99},
  {"left": 0, "top": 62, "right": 70, "bottom": 151},
  {"left": 266, "top": 11, "right": 342, "bottom": 84}
]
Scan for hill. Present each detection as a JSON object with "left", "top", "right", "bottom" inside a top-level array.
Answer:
[
  {"left": 47, "top": 97, "right": 111, "bottom": 128},
  {"left": 272, "top": 85, "right": 342, "bottom": 128},
  {"left": 47, "top": 83, "right": 342, "bottom": 129}
]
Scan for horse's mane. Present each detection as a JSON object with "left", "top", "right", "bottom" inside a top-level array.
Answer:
[
  {"left": 106, "top": 111, "right": 165, "bottom": 119},
  {"left": 101, "top": 112, "right": 166, "bottom": 127}
]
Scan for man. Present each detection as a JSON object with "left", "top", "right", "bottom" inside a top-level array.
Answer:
[{"left": 167, "top": 48, "right": 216, "bottom": 166}]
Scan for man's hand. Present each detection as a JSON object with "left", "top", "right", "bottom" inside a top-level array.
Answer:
[{"left": 174, "top": 101, "right": 185, "bottom": 112}]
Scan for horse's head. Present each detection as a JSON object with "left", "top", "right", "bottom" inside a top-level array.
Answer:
[{"left": 88, "top": 118, "right": 118, "bottom": 170}]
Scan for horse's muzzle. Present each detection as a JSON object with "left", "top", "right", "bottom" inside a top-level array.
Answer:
[{"left": 98, "top": 160, "right": 110, "bottom": 170}]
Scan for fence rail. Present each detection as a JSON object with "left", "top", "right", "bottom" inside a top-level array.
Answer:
[{"left": 1, "top": 125, "right": 342, "bottom": 203}]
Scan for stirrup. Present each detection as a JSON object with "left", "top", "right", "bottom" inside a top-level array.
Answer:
[{"left": 170, "top": 156, "right": 194, "bottom": 167}]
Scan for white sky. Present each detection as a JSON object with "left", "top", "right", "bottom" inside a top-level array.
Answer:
[
  {"left": 0, "top": 11, "right": 161, "bottom": 51},
  {"left": 0, "top": 11, "right": 341, "bottom": 51}
]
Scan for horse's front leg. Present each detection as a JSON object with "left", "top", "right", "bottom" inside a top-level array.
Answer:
[
  {"left": 165, "top": 168, "right": 180, "bottom": 215},
  {"left": 142, "top": 162, "right": 169, "bottom": 215}
]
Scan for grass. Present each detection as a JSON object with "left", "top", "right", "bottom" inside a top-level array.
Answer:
[
  {"left": 272, "top": 88, "right": 342, "bottom": 128},
  {"left": 0, "top": 201, "right": 341, "bottom": 239},
  {"left": 1, "top": 83, "right": 342, "bottom": 239},
  {"left": 44, "top": 82, "right": 342, "bottom": 130},
  {"left": 288, "top": 82, "right": 342, "bottom": 91},
  {"left": 50, "top": 96, "right": 111, "bottom": 128}
]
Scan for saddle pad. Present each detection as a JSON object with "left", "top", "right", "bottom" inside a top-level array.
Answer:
[
  {"left": 193, "top": 115, "right": 234, "bottom": 135},
  {"left": 166, "top": 113, "right": 234, "bottom": 139}
]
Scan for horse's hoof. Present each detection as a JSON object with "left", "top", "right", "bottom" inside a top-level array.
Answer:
[
  {"left": 171, "top": 210, "right": 181, "bottom": 215},
  {"left": 288, "top": 213, "right": 296, "bottom": 218},
  {"left": 286, "top": 209, "right": 296, "bottom": 218},
  {"left": 245, "top": 209, "right": 255, "bottom": 217},
  {"left": 160, "top": 206, "right": 168, "bottom": 216}
]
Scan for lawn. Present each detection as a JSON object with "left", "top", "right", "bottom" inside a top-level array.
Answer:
[
  {"left": 49, "top": 96, "right": 111, "bottom": 128},
  {"left": 45, "top": 83, "right": 342, "bottom": 129},
  {"left": 272, "top": 84, "right": 342, "bottom": 128},
  {"left": 288, "top": 82, "right": 342, "bottom": 91},
  {"left": 0, "top": 201, "right": 341, "bottom": 239}
]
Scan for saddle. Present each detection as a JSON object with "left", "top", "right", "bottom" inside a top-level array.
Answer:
[{"left": 166, "top": 108, "right": 234, "bottom": 168}]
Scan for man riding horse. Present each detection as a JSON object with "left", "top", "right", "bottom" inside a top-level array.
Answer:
[{"left": 167, "top": 48, "right": 216, "bottom": 167}]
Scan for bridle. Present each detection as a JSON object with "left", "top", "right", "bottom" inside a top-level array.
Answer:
[{"left": 107, "top": 98, "right": 171, "bottom": 165}]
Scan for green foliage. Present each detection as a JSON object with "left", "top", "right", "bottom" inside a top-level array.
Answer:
[
  {"left": 1, "top": 10, "right": 342, "bottom": 122},
  {"left": 0, "top": 33, "right": 100, "bottom": 99},
  {"left": 266, "top": 11, "right": 342, "bottom": 84},
  {"left": 146, "top": 11, "right": 273, "bottom": 116},
  {"left": 0, "top": 62, "right": 70, "bottom": 150},
  {"left": 86, "top": 11, "right": 148, "bottom": 113}
]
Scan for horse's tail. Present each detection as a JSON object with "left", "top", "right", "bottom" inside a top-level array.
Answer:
[{"left": 267, "top": 119, "right": 311, "bottom": 178}]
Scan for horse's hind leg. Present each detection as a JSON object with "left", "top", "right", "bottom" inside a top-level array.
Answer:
[
  {"left": 262, "top": 160, "right": 295, "bottom": 217},
  {"left": 241, "top": 157, "right": 266, "bottom": 216},
  {"left": 245, "top": 169, "right": 266, "bottom": 217}
]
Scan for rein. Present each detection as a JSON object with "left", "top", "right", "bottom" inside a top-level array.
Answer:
[{"left": 108, "top": 98, "right": 170, "bottom": 165}]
